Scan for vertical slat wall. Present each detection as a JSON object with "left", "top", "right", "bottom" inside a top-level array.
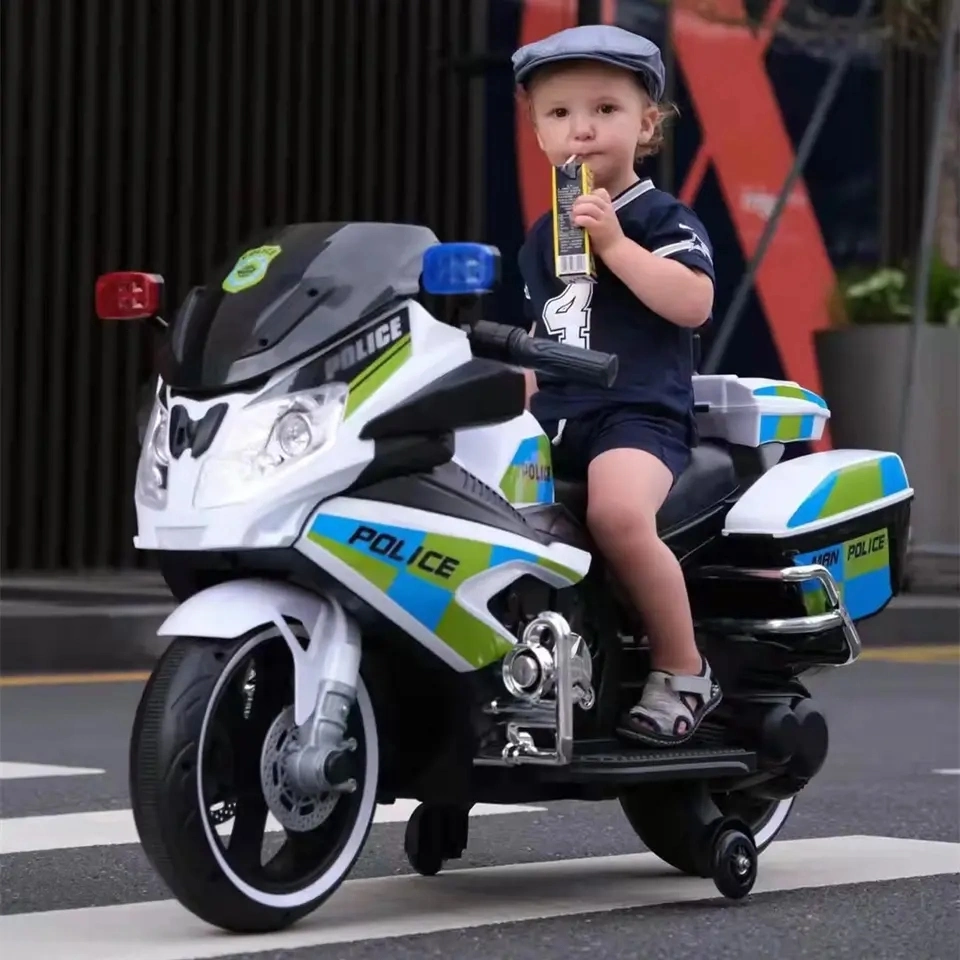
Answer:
[
  {"left": 879, "top": 0, "right": 945, "bottom": 266},
  {"left": 1, "top": 0, "right": 488, "bottom": 572},
  {"left": 881, "top": 45, "right": 936, "bottom": 265}
]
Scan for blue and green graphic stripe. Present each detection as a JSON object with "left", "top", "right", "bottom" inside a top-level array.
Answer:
[
  {"left": 754, "top": 385, "right": 828, "bottom": 444},
  {"left": 758, "top": 414, "right": 820, "bottom": 443},
  {"left": 308, "top": 515, "right": 583, "bottom": 668},
  {"left": 752, "top": 384, "right": 828, "bottom": 408},
  {"left": 794, "top": 526, "right": 892, "bottom": 620},
  {"left": 500, "top": 435, "right": 554, "bottom": 504},
  {"left": 787, "top": 455, "right": 909, "bottom": 529},
  {"left": 344, "top": 333, "right": 412, "bottom": 418}
]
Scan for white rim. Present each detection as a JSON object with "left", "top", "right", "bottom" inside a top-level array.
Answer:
[
  {"left": 752, "top": 796, "right": 795, "bottom": 849},
  {"left": 196, "top": 631, "right": 378, "bottom": 909}
]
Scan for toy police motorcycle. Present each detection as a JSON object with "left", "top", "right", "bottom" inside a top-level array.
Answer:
[{"left": 96, "top": 222, "right": 913, "bottom": 932}]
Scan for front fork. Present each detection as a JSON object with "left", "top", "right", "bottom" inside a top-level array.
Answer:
[{"left": 274, "top": 593, "right": 362, "bottom": 795}]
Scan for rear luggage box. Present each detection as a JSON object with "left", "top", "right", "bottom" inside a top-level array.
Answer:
[{"left": 718, "top": 450, "right": 914, "bottom": 624}]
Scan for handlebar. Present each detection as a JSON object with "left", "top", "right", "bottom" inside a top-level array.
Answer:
[{"left": 468, "top": 320, "right": 618, "bottom": 389}]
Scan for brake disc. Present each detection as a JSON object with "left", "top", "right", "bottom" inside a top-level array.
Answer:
[{"left": 259, "top": 705, "right": 339, "bottom": 832}]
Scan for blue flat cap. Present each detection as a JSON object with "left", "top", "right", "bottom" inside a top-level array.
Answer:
[
  {"left": 511, "top": 24, "right": 666, "bottom": 101},
  {"left": 512, "top": 24, "right": 665, "bottom": 101}
]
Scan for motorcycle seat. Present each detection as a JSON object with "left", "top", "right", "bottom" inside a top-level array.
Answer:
[{"left": 551, "top": 440, "right": 739, "bottom": 537}]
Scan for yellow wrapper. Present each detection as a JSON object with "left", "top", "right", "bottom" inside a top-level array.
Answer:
[{"left": 551, "top": 157, "right": 597, "bottom": 282}]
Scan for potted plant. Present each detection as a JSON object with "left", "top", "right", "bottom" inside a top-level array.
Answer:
[
  {"left": 814, "top": 251, "right": 960, "bottom": 590},
  {"left": 815, "top": 251, "right": 959, "bottom": 450}
]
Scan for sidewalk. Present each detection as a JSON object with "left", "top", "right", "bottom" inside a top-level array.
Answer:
[
  {"left": 0, "top": 573, "right": 174, "bottom": 675},
  {"left": 0, "top": 572, "right": 172, "bottom": 604},
  {"left": 0, "top": 573, "right": 957, "bottom": 677}
]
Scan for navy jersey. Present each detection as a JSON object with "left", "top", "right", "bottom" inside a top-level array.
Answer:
[{"left": 519, "top": 178, "right": 715, "bottom": 424}]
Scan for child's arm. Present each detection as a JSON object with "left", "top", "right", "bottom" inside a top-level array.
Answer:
[
  {"left": 519, "top": 278, "right": 539, "bottom": 408},
  {"left": 522, "top": 316, "right": 539, "bottom": 408},
  {"left": 597, "top": 239, "right": 712, "bottom": 328},
  {"left": 573, "top": 189, "right": 714, "bottom": 329},
  {"left": 523, "top": 367, "right": 539, "bottom": 408}
]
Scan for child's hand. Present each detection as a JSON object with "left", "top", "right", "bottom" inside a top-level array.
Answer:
[{"left": 572, "top": 188, "right": 624, "bottom": 256}]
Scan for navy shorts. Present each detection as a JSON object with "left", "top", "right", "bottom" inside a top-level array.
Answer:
[{"left": 538, "top": 405, "right": 693, "bottom": 486}]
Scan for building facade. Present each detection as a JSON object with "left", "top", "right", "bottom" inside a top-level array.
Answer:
[{"left": 0, "top": 0, "right": 941, "bottom": 572}]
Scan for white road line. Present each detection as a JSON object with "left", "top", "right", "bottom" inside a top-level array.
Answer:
[
  {"left": 0, "top": 762, "right": 105, "bottom": 780},
  {"left": 933, "top": 768, "right": 960, "bottom": 775},
  {"left": 0, "top": 836, "right": 957, "bottom": 960},
  {"left": 0, "top": 800, "right": 545, "bottom": 855}
]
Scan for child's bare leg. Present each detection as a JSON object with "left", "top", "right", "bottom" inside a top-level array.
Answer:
[{"left": 585, "top": 448, "right": 721, "bottom": 743}]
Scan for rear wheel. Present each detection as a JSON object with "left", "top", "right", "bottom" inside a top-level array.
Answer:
[
  {"left": 619, "top": 782, "right": 794, "bottom": 877},
  {"left": 129, "top": 628, "right": 378, "bottom": 933}
]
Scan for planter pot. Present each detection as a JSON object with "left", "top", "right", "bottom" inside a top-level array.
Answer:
[{"left": 814, "top": 325, "right": 959, "bottom": 591}]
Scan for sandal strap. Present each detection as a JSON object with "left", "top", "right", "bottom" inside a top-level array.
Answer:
[
  {"left": 627, "top": 666, "right": 718, "bottom": 733},
  {"left": 628, "top": 672, "right": 694, "bottom": 727},
  {"left": 660, "top": 668, "right": 716, "bottom": 703}
]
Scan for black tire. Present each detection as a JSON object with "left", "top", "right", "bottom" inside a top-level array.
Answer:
[
  {"left": 619, "top": 782, "right": 794, "bottom": 878},
  {"left": 711, "top": 829, "right": 758, "bottom": 900},
  {"left": 403, "top": 804, "right": 469, "bottom": 877},
  {"left": 129, "top": 631, "right": 379, "bottom": 933},
  {"left": 403, "top": 805, "right": 446, "bottom": 877}
]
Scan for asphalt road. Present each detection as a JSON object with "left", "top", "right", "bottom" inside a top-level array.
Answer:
[{"left": 1, "top": 655, "right": 958, "bottom": 959}]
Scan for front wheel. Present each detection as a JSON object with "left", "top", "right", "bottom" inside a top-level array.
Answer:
[{"left": 129, "top": 628, "right": 379, "bottom": 933}]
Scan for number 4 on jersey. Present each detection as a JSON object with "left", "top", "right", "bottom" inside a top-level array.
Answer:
[{"left": 542, "top": 281, "right": 594, "bottom": 350}]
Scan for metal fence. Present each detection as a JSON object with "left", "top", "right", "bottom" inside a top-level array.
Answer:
[{"left": 1, "top": 0, "right": 488, "bottom": 572}]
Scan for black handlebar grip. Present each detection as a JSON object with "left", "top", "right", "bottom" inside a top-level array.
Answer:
[
  {"left": 467, "top": 320, "right": 618, "bottom": 388},
  {"left": 511, "top": 335, "right": 618, "bottom": 388}
]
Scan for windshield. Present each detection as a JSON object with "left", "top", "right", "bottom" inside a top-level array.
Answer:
[{"left": 158, "top": 222, "right": 439, "bottom": 391}]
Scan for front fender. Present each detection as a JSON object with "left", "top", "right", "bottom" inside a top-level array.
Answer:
[
  {"left": 157, "top": 578, "right": 329, "bottom": 640},
  {"left": 157, "top": 578, "right": 361, "bottom": 725}
]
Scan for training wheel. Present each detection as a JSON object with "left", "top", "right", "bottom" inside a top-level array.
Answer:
[
  {"left": 403, "top": 803, "right": 468, "bottom": 877},
  {"left": 711, "top": 828, "right": 758, "bottom": 900}
]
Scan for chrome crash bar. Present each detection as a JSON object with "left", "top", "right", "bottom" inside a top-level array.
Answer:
[{"left": 692, "top": 563, "right": 862, "bottom": 665}]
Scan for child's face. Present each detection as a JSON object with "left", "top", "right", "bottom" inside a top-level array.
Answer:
[{"left": 527, "top": 61, "right": 658, "bottom": 188}]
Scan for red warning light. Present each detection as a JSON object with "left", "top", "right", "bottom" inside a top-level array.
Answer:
[{"left": 95, "top": 272, "right": 164, "bottom": 320}]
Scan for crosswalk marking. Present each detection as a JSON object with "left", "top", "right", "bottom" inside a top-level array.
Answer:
[
  {"left": 0, "top": 761, "right": 105, "bottom": 780},
  {"left": 933, "top": 768, "right": 960, "bottom": 775},
  {"left": 0, "top": 800, "right": 546, "bottom": 855},
  {"left": 1, "top": 836, "right": 957, "bottom": 959}
]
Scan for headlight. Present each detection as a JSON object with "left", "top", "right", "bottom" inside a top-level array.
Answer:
[
  {"left": 193, "top": 383, "right": 348, "bottom": 508},
  {"left": 135, "top": 396, "right": 169, "bottom": 509}
]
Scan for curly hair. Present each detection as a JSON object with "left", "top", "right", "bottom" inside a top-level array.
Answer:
[{"left": 636, "top": 99, "right": 679, "bottom": 159}]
